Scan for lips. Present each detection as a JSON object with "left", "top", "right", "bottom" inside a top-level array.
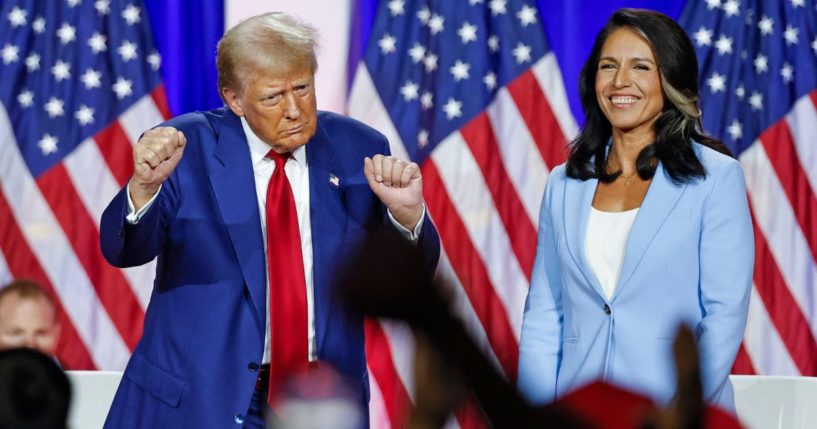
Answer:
[{"left": 283, "top": 124, "right": 304, "bottom": 134}]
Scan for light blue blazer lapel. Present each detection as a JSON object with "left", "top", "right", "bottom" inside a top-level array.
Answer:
[
  {"left": 208, "top": 111, "right": 266, "bottom": 332},
  {"left": 613, "top": 163, "right": 687, "bottom": 300},
  {"left": 305, "top": 124, "right": 345, "bottom": 355},
  {"left": 562, "top": 174, "right": 607, "bottom": 299}
]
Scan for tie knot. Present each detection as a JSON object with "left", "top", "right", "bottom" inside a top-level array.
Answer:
[{"left": 266, "top": 149, "right": 291, "bottom": 168}]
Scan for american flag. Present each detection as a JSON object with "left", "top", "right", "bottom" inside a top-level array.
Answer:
[
  {"left": 680, "top": 0, "right": 817, "bottom": 376},
  {"left": 347, "top": 0, "right": 577, "bottom": 426},
  {"left": 0, "top": 0, "right": 168, "bottom": 369}
]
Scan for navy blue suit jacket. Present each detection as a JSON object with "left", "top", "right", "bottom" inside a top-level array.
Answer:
[{"left": 99, "top": 108, "right": 440, "bottom": 428}]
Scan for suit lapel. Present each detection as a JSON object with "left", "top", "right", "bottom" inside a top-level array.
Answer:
[
  {"left": 305, "top": 123, "right": 345, "bottom": 355},
  {"left": 563, "top": 175, "right": 606, "bottom": 298},
  {"left": 614, "top": 163, "right": 686, "bottom": 299},
  {"left": 208, "top": 111, "right": 266, "bottom": 330}
]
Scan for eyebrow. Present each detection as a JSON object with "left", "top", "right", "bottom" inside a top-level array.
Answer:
[{"left": 599, "top": 56, "right": 656, "bottom": 64}]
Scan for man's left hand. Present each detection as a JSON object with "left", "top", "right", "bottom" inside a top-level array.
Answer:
[{"left": 364, "top": 155, "right": 424, "bottom": 231}]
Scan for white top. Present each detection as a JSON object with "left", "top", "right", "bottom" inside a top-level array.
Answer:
[{"left": 584, "top": 206, "right": 639, "bottom": 301}]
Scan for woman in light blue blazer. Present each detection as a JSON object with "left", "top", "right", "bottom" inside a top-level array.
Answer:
[{"left": 518, "top": 9, "right": 753, "bottom": 414}]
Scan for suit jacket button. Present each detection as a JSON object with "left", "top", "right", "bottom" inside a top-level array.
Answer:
[
  {"left": 603, "top": 304, "right": 611, "bottom": 315},
  {"left": 117, "top": 229, "right": 124, "bottom": 237},
  {"left": 248, "top": 362, "right": 259, "bottom": 372},
  {"left": 234, "top": 414, "right": 245, "bottom": 425}
]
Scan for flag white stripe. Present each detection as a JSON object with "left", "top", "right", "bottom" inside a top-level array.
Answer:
[
  {"left": 443, "top": 416, "right": 462, "bottom": 429},
  {"left": 63, "top": 137, "right": 155, "bottom": 309},
  {"left": 744, "top": 286, "right": 800, "bottom": 375},
  {"left": 531, "top": 54, "right": 579, "bottom": 142},
  {"left": 0, "top": 250, "right": 11, "bottom": 286},
  {"left": 121, "top": 262, "right": 157, "bottom": 309},
  {"left": 381, "top": 311, "right": 466, "bottom": 429},
  {"left": 436, "top": 248, "right": 503, "bottom": 370},
  {"left": 348, "top": 64, "right": 410, "bottom": 161},
  {"left": 786, "top": 95, "right": 817, "bottom": 207},
  {"left": 367, "top": 365, "right": 392, "bottom": 429},
  {"left": 63, "top": 138, "right": 122, "bottom": 227},
  {"left": 118, "top": 94, "right": 167, "bottom": 146},
  {"left": 431, "top": 133, "right": 529, "bottom": 340},
  {"left": 380, "top": 320, "right": 417, "bottom": 401},
  {"left": 0, "top": 104, "right": 131, "bottom": 369},
  {"left": 740, "top": 142, "right": 817, "bottom": 339},
  {"left": 487, "top": 87, "right": 550, "bottom": 225}
]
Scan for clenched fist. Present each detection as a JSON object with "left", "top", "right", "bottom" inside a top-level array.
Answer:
[
  {"left": 129, "top": 127, "right": 187, "bottom": 210},
  {"left": 364, "top": 154, "right": 424, "bottom": 230}
]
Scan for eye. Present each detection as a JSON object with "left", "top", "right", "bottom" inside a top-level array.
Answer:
[
  {"left": 294, "top": 84, "right": 311, "bottom": 96},
  {"left": 263, "top": 93, "right": 282, "bottom": 104},
  {"left": 599, "top": 63, "right": 616, "bottom": 70},
  {"left": 634, "top": 63, "right": 651, "bottom": 71}
]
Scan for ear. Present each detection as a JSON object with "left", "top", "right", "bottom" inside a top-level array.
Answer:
[{"left": 222, "top": 87, "right": 245, "bottom": 117}]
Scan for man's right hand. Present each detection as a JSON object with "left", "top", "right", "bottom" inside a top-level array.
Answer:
[{"left": 129, "top": 127, "right": 187, "bottom": 211}]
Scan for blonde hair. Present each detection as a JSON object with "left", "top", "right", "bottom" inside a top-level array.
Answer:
[{"left": 216, "top": 12, "right": 319, "bottom": 101}]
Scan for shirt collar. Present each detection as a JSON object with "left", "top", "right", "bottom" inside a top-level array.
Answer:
[{"left": 241, "top": 117, "right": 307, "bottom": 168}]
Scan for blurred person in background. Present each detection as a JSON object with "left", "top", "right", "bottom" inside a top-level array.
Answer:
[
  {"left": 0, "top": 348, "right": 71, "bottom": 429},
  {"left": 0, "top": 279, "right": 60, "bottom": 358}
]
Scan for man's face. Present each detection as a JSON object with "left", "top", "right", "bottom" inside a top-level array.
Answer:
[
  {"left": 0, "top": 294, "right": 59, "bottom": 356},
  {"left": 223, "top": 63, "right": 318, "bottom": 153}
]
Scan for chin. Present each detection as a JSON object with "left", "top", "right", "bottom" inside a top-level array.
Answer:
[
  {"left": 608, "top": 115, "right": 649, "bottom": 131},
  {"left": 277, "top": 138, "right": 310, "bottom": 153}
]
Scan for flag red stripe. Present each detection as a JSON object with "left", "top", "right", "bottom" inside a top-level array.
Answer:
[
  {"left": 0, "top": 186, "right": 96, "bottom": 369},
  {"left": 94, "top": 121, "right": 136, "bottom": 187},
  {"left": 151, "top": 85, "right": 173, "bottom": 120},
  {"left": 36, "top": 164, "right": 144, "bottom": 351},
  {"left": 759, "top": 120, "right": 817, "bottom": 264},
  {"left": 422, "top": 161, "right": 520, "bottom": 379},
  {"left": 811, "top": 91, "right": 817, "bottom": 115},
  {"left": 365, "top": 320, "right": 412, "bottom": 429},
  {"left": 750, "top": 206, "right": 817, "bottom": 375},
  {"left": 459, "top": 113, "right": 537, "bottom": 278},
  {"left": 731, "top": 343, "right": 757, "bottom": 375},
  {"left": 506, "top": 70, "right": 569, "bottom": 169},
  {"left": 455, "top": 397, "right": 490, "bottom": 429}
]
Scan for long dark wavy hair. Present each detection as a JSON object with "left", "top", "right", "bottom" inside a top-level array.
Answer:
[{"left": 566, "top": 9, "right": 730, "bottom": 184}]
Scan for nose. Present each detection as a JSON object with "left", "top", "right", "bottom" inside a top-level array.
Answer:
[
  {"left": 22, "top": 334, "right": 37, "bottom": 348},
  {"left": 612, "top": 68, "right": 630, "bottom": 88},
  {"left": 282, "top": 92, "right": 301, "bottom": 120}
]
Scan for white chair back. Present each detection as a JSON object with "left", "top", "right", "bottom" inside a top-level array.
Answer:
[
  {"left": 66, "top": 370, "right": 122, "bottom": 429},
  {"left": 731, "top": 375, "right": 817, "bottom": 429}
]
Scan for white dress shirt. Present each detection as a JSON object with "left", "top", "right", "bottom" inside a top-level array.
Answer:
[
  {"left": 584, "top": 206, "right": 639, "bottom": 301},
  {"left": 127, "top": 117, "right": 424, "bottom": 364}
]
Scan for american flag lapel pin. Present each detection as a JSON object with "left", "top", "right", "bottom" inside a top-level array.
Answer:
[{"left": 329, "top": 174, "right": 340, "bottom": 187}]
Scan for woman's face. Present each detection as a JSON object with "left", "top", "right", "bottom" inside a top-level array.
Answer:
[{"left": 595, "top": 27, "right": 664, "bottom": 136}]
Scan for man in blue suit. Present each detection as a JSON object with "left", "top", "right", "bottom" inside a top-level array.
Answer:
[{"left": 99, "top": 12, "right": 439, "bottom": 428}]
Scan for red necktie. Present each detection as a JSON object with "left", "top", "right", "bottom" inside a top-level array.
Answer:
[{"left": 265, "top": 150, "right": 308, "bottom": 404}]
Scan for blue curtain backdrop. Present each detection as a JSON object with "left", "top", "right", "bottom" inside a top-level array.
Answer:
[
  {"left": 143, "top": 0, "right": 224, "bottom": 116},
  {"left": 143, "top": 0, "right": 686, "bottom": 123}
]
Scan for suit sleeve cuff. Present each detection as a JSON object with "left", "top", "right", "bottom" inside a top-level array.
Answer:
[
  {"left": 387, "top": 204, "right": 426, "bottom": 243},
  {"left": 126, "top": 183, "right": 162, "bottom": 224}
]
